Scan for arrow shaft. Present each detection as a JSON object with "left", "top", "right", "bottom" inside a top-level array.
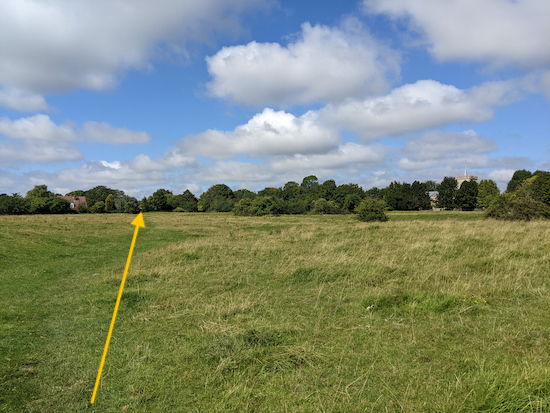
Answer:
[{"left": 91, "top": 226, "right": 141, "bottom": 404}]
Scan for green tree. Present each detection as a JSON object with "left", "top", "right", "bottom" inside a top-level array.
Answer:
[
  {"left": 49, "top": 198, "right": 71, "bottom": 214},
  {"left": 311, "top": 198, "right": 341, "bottom": 215},
  {"left": 529, "top": 171, "right": 550, "bottom": 205},
  {"left": 355, "top": 198, "right": 388, "bottom": 222},
  {"left": 140, "top": 197, "right": 152, "bottom": 212},
  {"left": 301, "top": 175, "right": 319, "bottom": 192},
  {"left": 198, "top": 184, "right": 235, "bottom": 212},
  {"left": 343, "top": 193, "right": 362, "bottom": 213},
  {"left": 90, "top": 201, "right": 106, "bottom": 213},
  {"left": 1, "top": 194, "right": 30, "bottom": 215},
  {"left": 149, "top": 189, "right": 172, "bottom": 211},
  {"left": 26, "top": 184, "right": 55, "bottom": 199},
  {"left": 455, "top": 180, "right": 478, "bottom": 211},
  {"left": 234, "top": 189, "right": 256, "bottom": 201},
  {"left": 30, "top": 198, "right": 54, "bottom": 214},
  {"left": 319, "top": 179, "right": 337, "bottom": 202},
  {"left": 334, "top": 183, "right": 364, "bottom": 207},
  {"left": 437, "top": 177, "right": 458, "bottom": 210},
  {"left": 282, "top": 181, "right": 302, "bottom": 200},
  {"left": 477, "top": 179, "right": 500, "bottom": 209},
  {"left": 85, "top": 186, "right": 123, "bottom": 209},
  {"left": 506, "top": 169, "right": 532, "bottom": 193},
  {"left": 104, "top": 194, "right": 115, "bottom": 212}
]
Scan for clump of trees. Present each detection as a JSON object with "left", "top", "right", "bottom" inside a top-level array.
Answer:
[{"left": 485, "top": 170, "right": 550, "bottom": 220}]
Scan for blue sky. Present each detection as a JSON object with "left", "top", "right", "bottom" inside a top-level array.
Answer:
[{"left": 1, "top": 0, "right": 549, "bottom": 197}]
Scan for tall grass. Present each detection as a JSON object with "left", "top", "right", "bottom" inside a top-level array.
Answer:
[{"left": 1, "top": 212, "right": 550, "bottom": 411}]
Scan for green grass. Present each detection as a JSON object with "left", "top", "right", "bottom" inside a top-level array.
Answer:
[{"left": 2, "top": 212, "right": 550, "bottom": 412}]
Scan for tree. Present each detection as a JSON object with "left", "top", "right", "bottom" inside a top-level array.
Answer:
[
  {"left": 334, "top": 183, "right": 364, "bottom": 207},
  {"left": 301, "top": 175, "right": 319, "bottom": 191},
  {"left": 198, "top": 184, "right": 235, "bottom": 212},
  {"left": 343, "top": 193, "right": 362, "bottom": 213},
  {"left": 90, "top": 201, "right": 106, "bottom": 213},
  {"left": 30, "top": 197, "right": 54, "bottom": 214},
  {"left": 319, "top": 179, "right": 337, "bottom": 202},
  {"left": 311, "top": 198, "right": 341, "bottom": 215},
  {"left": 477, "top": 179, "right": 500, "bottom": 209},
  {"left": 282, "top": 181, "right": 302, "bottom": 200},
  {"left": 26, "top": 184, "right": 55, "bottom": 199},
  {"left": 85, "top": 186, "right": 123, "bottom": 209},
  {"left": 140, "top": 197, "right": 152, "bottom": 212},
  {"left": 529, "top": 171, "right": 550, "bottom": 205},
  {"left": 455, "top": 180, "right": 478, "bottom": 211},
  {"left": 506, "top": 169, "right": 532, "bottom": 193},
  {"left": 149, "top": 189, "right": 172, "bottom": 211},
  {"left": 355, "top": 198, "right": 388, "bottom": 222},
  {"left": 437, "top": 177, "right": 458, "bottom": 209},
  {"left": 0, "top": 194, "right": 30, "bottom": 215},
  {"left": 49, "top": 198, "right": 72, "bottom": 214},
  {"left": 104, "top": 194, "right": 115, "bottom": 212},
  {"left": 234, "top": 189, "right": 256, "bottom": 201}
]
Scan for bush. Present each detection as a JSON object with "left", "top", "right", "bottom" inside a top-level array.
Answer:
[
  {"left": 233, "top": 196, "right": 283, "bottom": 216},
  {"left": 355, "top": 198, "right": 388, "bottom": 222},
  {"left": 90, "top": 201, "right": 106, "bottom": 213},
  {"left": 173, "top": 207, "right": 185, "bottom": 212},
  {"left": 311, "top": 198, "right": 341, "bottom": 215},
  {"left": 77, "top": 205, "right": 89, "bottom": 213},
  {"left": 49, "top": 198, "right": 71, "bottom": 214},
  {"left": 484, "top": 194, "right": 550, "bottom": 221}
]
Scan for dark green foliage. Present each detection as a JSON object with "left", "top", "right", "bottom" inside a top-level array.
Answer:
[
  {"left": 477, "top": 179, "right": 500, "bottom": 209},
  {"left": 169, "top": 189, "right": 198, "bottom": 212},
  {"left": 48, "top": 198, "right": 71, "bottom": 214},
  {"left": 334, "top": 183, "right": 364, "bottom": 207},
  {"left": 89, "top": 201, "right": 106, "bottom": 213},
  {"left": 282, "top": 181, "right": 302, "bottom": 200},
  {"left": 29, "top": 197, "right": 54, "bottom": 214},
  {"left": 529, "top": 171, "right": 550, "bottom": 204},
  {"left": 301, "top": 175, "right": 319, "bottom": 191},
  {"left": 343, "top": 193, "right": 362, "bottom": 213},
  {"left": 311, "top": 198, "right": 341, "bottom": 214},
  {"left": 140, "top": 197, "right": 152, "bottom": 212},
  {"left": 234, "top": 189, "right": 256, "bottom": 201},
  {"left": 283, "top": 198, "right": 308, "bottom": 214},
  {"left": 104, "top": 193, "right": 115, "bottom": 212},
  {"left": 319, "top": 179, "right": 337, "bottom": 202},
  {"left": 233, "top": 196, "right": 283, "bottom": 216},
  {"left": 257, "top": 187, "right": 282, "bottom": 198},
  {"left": 149, "top": 189, "right": 172, "bottom": 211},
  {"left": 355, "top": 198, "right": 388, "bottom": 222},
  {"left": 0, "top": 194, "right": 30, "bottom": 215},
  {"left": 437, "top": 177, "right": 458, "bottom": 209},
  {"left": 485, "top": 194, "right": 550, "bottom": 221},
  {"left": 26, "top": 184, "right": 55, "bottom": 200},
  {"left": 199, "top": 184, "right": 235, "bottom": 212},
  {"left": 364, "top": 187, "right": 382, "bottom": 199},
  {"left": 114, "top": 195, "right": 139, "bottom": 212},
  {"left": 84, "top": 185, "right": 123, "bottom": 209},
  {"left": 65, "top": 190, "right": 84, "bottom": 196},
  {"left": 455, "top": 180, "right": 478, "bottom": 211},
  {"left": 384, "top": 181, "right": 430, "bottom": 210},
  {"left": 506, "top": 169, "right": 532, "bottom": 192},
  {"left": 76, "top": 205, "right": 89, "bottom": 213}
]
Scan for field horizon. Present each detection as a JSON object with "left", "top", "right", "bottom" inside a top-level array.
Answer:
[{"left": 2, "top": 211, "right": 550, "bottom": 412}]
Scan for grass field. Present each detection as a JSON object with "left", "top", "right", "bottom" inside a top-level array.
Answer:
[{"left": 2, "top": 211, "right": 550, "bottom": 412}]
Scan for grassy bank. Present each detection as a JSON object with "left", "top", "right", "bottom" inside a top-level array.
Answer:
[{"left": 1, "top": 212, "right": 550, "bottom": 412}]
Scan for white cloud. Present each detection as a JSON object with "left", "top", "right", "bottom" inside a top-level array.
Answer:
[
  {"left": 320, "top": 79, "right": 528, "bottom": 140},
  {"left": 0, "top": 114, "right": 75, "bottom": 141},
  {"left": 81, "top": 121, "right": 150, "bottom": 144},
  {"left": 396, "top": 130, "right": 499, "bottom": 171},
  {"left": 206, "top": 18, "right": 400, "bottom": 106},
  {"left": 489, "top": 169, "right": 515, "bottom": 189},
  {"left": 0, "top": 141, "right": 82, "bottom": 166},
  {"left": 181, "top": 108, "right": 340, "bottom": 158},
  {"left": 363, "top": 0, "right": 550, "bottom": 69},
  {"left": 0, "top": 87, "right": 50, "bottom": 112},
  {"left": 0, "top": 0, "right": 271, "bottom": 94}
]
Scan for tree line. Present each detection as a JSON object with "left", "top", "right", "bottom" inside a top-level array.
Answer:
[{"left": 1, "top": 170, "right": 549, "bottom": 220}]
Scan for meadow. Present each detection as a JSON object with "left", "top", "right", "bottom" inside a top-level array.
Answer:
[{"left": 1, "top": 211, "right": 550, "bottom": 412}]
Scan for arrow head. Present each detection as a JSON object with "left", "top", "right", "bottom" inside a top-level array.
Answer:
[{"left": 131, "top": 212, "right": 145, "bottom": 228}]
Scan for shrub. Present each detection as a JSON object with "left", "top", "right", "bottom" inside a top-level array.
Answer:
[
  {"left": 355, "top": 198, "right": 388, "bottom": 222},
  {"left": 77, "top": 205, "right": 89, "bottom": 213},
  {"left": 484, "top": 194, "right": 550, "bottom": 221},
  {"left": 90, "top": 201, "right": 106, "bottom": 213},
  {"left": 49, "top": 198, "right": 72, "bottom": 214},
  {"left": 173, "top": 207, "right": 185, "bottom": 212},
  {"left": 311, "top": 198, "right": 341, "bottom": 215}
]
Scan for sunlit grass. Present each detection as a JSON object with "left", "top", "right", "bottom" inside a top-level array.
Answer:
[{"left": 1, "top": 212, "right": 550, "bottom": 412}]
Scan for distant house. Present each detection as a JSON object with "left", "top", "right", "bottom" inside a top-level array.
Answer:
[{"left": 57, "top": 195, "right": 88, "bottom": 210}]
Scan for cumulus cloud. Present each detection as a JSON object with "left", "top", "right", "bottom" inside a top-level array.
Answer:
[
  {"left": 0, "top": 114, "right": 75, "bottom": 141},
  {"left": 320, "top": 79, "right": 528, "bottom": 140},
  {"left": 181, "top": 108, "right": 340, "bottom": 158},
  {"left": 0, "top": 87, "right": 50, "bottom": 112},
  {"left": 81, "top": 121, "right": 150, "bottom": 144},
  {"left": 396, "top": 130, "right": 499, "bottom": 171},
  {"left": 0, "top": 141, "right": 82, "bottom": 167},
  {"left": 363, "top": 0, "right": 550, "bottom": 69},
  {"left": 0, "top": 0, "right": 271, "bottom": 94},
  {"left": 489, "top": 169, "right": 516, "bottom": 189},
  {"left": 206, "top": 18, "right": 400, "bottom": 106}
]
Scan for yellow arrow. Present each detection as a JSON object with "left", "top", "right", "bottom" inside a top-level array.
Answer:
[{"left": 91, "top": 212, "right": 145, "bottom": 404}]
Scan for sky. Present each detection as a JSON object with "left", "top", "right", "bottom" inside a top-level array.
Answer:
[{"left": 1, "top": 0, "right": 549, "bottom": 198}]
